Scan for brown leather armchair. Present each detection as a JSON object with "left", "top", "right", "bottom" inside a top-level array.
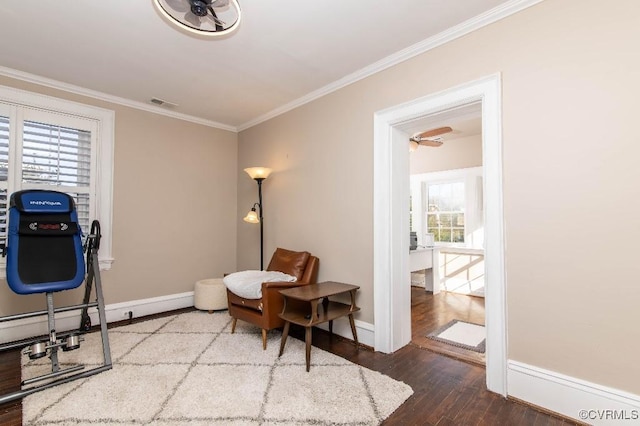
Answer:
[{"left": 227, "top": 248, "right": 319, "bottom": 350}]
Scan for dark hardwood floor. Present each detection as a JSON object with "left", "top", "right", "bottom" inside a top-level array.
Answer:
[
  {"left": 0, "top": 350, "right": 21, "bottom": 426},
  {"left": 0, "top": 299, "right": 577, "bottom": 426},
  {"left": 411, "top": 286, "right": 486, "bottom": 366}
]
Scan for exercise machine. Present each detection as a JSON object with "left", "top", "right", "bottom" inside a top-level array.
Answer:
[{"left": 0, "top": 190, "right": 111, "bottom": 404}]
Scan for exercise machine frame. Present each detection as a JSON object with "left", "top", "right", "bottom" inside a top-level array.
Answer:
[{"left": 0, "top": 220, "right": 112, "bottom": 405}]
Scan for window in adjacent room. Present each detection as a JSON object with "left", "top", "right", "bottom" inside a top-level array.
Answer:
[
  {"left": 410, "top": 167, "right": 483, "bottom": 248},
  {"left": 0, "top": 85, "right": 115, "bottom": 272},
  {"left": 426, "top": 181, "right": 465, "bottom": 243}
]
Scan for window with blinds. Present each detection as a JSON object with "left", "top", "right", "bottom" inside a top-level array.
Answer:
[
  {"left": 0, "top": 110, "right": 96, "bottom": 246},
  {"left": 0, "top": 84, "right": 115, "bottom": 272},
  {"left": 0, "top": 115, "right": 9, "bottom": 245},
  {"left": 21, "top": 121, "right": 92, "bottom": 232}
]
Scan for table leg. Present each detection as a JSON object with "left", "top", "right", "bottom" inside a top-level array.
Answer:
[
  {"left": 279, "top": 321, "right": 290, "bottom": 357},
  {"left": 348, "top": 313, "right": 359, "bottom": 347},
  {"left": 329, "top": 319, "right": 333, "bottom": 336},
  {"left": 305, "top": 326, "right": 312, "bottom": 372}
]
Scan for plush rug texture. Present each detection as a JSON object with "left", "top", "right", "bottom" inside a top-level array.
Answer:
[
  {"left": 427, "top": 319, "right": 486, "bottom": 353},
  {"left": 22, "top": 311, "right": 413, "bottom": 425}
]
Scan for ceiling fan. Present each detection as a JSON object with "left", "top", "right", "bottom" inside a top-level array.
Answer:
[
  {"left": 154, "top": 0, "right": 242, "bottom": 37},
  {"left": 409, "top": 126, "right": 453, "bottom": 149}
]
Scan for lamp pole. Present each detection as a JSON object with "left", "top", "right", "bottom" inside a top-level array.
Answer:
[
  {"left": 243, "top": 167, "right": 272, "bottom": 271},
  {"left": 256, "top": 177, "right": 265, "bottom": 270}
]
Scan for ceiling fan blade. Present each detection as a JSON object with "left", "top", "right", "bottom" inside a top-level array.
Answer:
[
  {"left": 165, "top": 0, "right": 189, "bottom": 13},
  {"left": 418, "top": 140, "right": 444, "bottom": 147},
  {"left": 416, "top": 126, "right": 452, "bottom": 139},
  {"left": 211, "top": 0, "right": 230, "bottom": 6},
  {"left": 184, "top": 11, "right": 202, "bottom": 27},
  {"left": 207, "top": 6, "right": 226, "bottom": 28}
]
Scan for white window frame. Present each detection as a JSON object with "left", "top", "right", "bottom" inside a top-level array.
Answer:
[
  {"left": 410, "top": 166, "right": 483, "bottom": 249},
  {"left": 425, "top": 179, "right": 466, "bottom": 244},
  {"left": 0, "top": 84, "right": 114, "bottom": 272}
]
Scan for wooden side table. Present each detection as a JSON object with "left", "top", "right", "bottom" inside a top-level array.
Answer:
[{"left": 278, "top": 281, "right": 360, "bottom": 371}]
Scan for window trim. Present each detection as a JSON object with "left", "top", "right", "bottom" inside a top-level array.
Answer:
[
  {"left": 426, "top": 179, "right": 466, "bottom": 244},
  {"left": 410, "top": 166, "right": 483, "bottom": 249},
  {"left": 0, "top": 84, "right": 115, "bottom": 271}
]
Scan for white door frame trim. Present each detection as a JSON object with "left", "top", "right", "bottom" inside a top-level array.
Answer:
[{"left": 373, "top": 73, "right": 507, "bottom": 395}]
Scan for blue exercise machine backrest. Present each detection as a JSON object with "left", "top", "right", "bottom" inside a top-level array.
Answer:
[{"left": 6, "top": 190, "right": 85, "bottom": 294}]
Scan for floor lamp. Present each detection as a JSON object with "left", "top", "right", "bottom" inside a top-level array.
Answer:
[{"left": 243, "top": 167, "right": 272, "bottom": 270}]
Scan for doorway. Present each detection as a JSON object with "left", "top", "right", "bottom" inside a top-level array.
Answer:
[
  {"left": 372, "top": 74, "right": 507, "bottom": 396},
  {"left": 404, "top": 106, "right": 486, "bottom": 365}
]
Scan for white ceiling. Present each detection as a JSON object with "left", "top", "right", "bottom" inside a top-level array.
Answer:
[{"left": 0, "top": 0, "right": 514, "bottom": 130}]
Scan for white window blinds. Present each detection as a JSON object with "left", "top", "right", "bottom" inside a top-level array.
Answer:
[
  {"left": 0, "top": 107, "right": 97, "bottom": 245},
  {"left": 0, "top": 115, "right": 9, "bottom": 181},
  {"left": 21, "top": 120, "right": 92, "bottom": 231},
  {"left": 22, "top": 121, "right": 91, "bottom": 186},
  {"left": 0, "top": 115, "right": 9, "bottom": 245},
  {"left": 0, "top": 84, "right": 115, "bottom": 272}
]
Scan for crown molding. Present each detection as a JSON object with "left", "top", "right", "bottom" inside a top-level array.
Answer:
[
  {"left": 0, "top": 0, "right": 544, "bottom": 134},
  {"left": 237, "top": 0, "right": 544, "bottom": 132},
  {"left": 0, "top": 65, "right": 237, "bottom": 133}
]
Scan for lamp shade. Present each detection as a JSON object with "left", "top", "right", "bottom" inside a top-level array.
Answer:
[
  {"left": 244, "top": 167, "right": 272, "bottom": 180},
  {"left": 243, "top": 209, "right": 260, "bottom": 223},
  {"left": 409, "top": 140, "right": 419, "bottom": 152}
]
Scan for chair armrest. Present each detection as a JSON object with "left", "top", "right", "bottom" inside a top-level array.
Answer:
[{"left": 262, "top": 281, "right": 307, "bottom": 290}]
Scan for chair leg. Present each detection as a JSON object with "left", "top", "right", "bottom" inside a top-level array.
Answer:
[
  {"left": 231, "top": 318, "right": 237, "bottom": 334},
  {"left": 262, "top": 329, "right": 267, "bottom": 350}
]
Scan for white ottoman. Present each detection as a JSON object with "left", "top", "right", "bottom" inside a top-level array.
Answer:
[{"left": 194, "top": 278, "right": 228, "bottom": 313}]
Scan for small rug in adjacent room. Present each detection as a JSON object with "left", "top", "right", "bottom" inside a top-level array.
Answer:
[
  {"left": 22, "top": 311, "right": 413, "bottom": 425},
  {"left": 427, "top": 319, "right": 486, "bottom": 353}
]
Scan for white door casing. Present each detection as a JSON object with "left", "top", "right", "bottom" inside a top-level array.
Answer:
[{"left": 373, "top": 73, "right": 507, "bottom": 395}]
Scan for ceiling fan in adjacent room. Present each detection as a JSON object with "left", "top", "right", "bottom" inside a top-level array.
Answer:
[
  {"left": 153, "top": 0, "right": 242, "bottom": 37},
  {"left": 409, "top": 126, "right": 453, "bottom": 151}
]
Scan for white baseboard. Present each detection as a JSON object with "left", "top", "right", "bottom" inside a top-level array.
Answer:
[
  {"left": 0, "top": 291, "right": 195, "bottom": 344},
  {"left": 0, "top": 291, "right": 378, "bottom": 348},
  {"left": 508, "top": 360, "right": 640, "bottom": 425},
  {"left": 104, "top": 291, "right": 194, "bottom": 323},
  {"left": 315, "top": 318, "right": 375, "bottom": 348}
]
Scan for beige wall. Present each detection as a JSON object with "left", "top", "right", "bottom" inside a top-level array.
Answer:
[
  {"left": 237, "top": 0, "right": 640, "bottom": 395},
  {"left": 410, "top": 134, "right": 482, "bottom": 175},
  {"left": 0, "top": 76, "right": 238, "bottom": 315}
]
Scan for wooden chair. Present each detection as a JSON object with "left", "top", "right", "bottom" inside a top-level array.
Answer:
[{"left": 226, "top": 248, "right": 319, "bottom": 349}]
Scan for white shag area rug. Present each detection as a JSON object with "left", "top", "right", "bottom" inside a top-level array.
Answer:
[{"left": 22, "top": 311, "right": 413, "bottom": 425}]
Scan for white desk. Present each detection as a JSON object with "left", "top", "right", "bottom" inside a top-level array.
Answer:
[{"left": 409, "top": 247, "right": 440, "bottom": 294}]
